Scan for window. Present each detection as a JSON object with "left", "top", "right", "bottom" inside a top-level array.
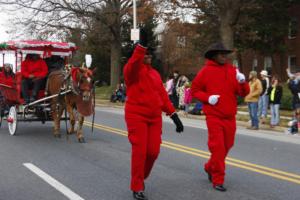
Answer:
[
  {"left": 288, "top": 56, "right": 298, "bottom": 73},
  {"left": 289, "top": 18, "right": 298, "bottom": 39},
  {"left": 264, "top": 57, "right": 272, "bottom": 69},
  {"left": 177, "top": 36, "right": 186, "bottom": 48},
  {"left": 252, "top": 58, "right": 258, "bottom": 70}
]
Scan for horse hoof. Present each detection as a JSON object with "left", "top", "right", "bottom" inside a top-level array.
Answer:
[
  {"left": 78, "top": 137, "right": 85, "bottom": 143},
  {"left": 68, "top": 129, "right": 75, "bottom": 135}
]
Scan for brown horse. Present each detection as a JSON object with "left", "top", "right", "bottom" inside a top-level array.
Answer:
[{"left": 47, "top": 67, "right": 95, "bottom": 143}]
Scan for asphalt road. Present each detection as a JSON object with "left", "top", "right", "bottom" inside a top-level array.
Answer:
[{"left": 0, "top": 106, "right": 300, "bottom": 200}]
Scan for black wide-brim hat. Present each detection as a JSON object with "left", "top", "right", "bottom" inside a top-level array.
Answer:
[{"left": 204, "top": 42, "right": 233, "bottom": 59}]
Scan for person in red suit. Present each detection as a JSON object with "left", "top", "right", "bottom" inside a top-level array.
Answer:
[
  {"left": 191, "top": 42, "right": 250, "bottom": 192},
  {"left": 21, "top": 54, "right": 48, "bottom": 104},
  {"left": 124, "top": 29, "right": 184, "bottom": 200}
]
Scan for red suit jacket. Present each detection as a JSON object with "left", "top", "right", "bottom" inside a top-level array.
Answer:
[
  {"left": 192, "top": 60, "right": 250, "bottom": 118},
  {"left": 123, "top": 45, "right": 175, "bottom": 118}
]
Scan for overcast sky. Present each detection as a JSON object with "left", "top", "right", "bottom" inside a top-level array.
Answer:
[{"left": 0, "top": 12, "right": 10, "bottom": 42}]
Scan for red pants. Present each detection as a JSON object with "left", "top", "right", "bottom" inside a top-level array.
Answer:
[
  {"left": 126, "top": 115, "right": 162, "bottom": 192},
  {"left": 204, "top": 116, "right": 236, "bottom": 186}
]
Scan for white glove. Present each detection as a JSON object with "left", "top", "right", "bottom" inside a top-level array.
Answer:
[
  {"left": 236, "top": 69, "right": 246, "bottom": 83},
  {"left": 208, "top": 95, "right": 220, "bottom": 105}
]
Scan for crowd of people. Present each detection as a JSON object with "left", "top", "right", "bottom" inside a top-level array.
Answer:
[
  {"left": 244, "top": 68, "right": 300, "bottom": 133},
  {"left": 163, "top": 65, "right": 300, "bottom": 134},
  {"left": 165, "top": 71, "right": 193, "bottom": 114}
]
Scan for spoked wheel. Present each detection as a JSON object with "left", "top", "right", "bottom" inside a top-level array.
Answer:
[{"left": 7, "top": 106, "right": 18, "bottom": 136}]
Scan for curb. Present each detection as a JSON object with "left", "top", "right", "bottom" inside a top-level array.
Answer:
[{"left": 95, "top": 100, "right": 287, "bottom": 133}]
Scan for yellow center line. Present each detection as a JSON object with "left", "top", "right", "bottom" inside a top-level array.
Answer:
[
  {"left": 162, "top": 141, "right": 300, "bottom": 180},
  {"left": 84, "top": 121, "right": 300, "bottom": 185}
]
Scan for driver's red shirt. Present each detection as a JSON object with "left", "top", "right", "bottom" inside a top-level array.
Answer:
[{"left": 21, "top": 59, "right": 48, "bottom": 79}]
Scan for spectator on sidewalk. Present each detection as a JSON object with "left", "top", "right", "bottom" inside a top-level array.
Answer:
[
  {"left": 190, "top": 101, "right": 203, "bottom": 115},
  {"left": 267, "top": 75, "right": 282, "bottom": 128},
  {"left": 245, "top": 71, "right": 262, "bottom": 130},
  {"left": 258, "top": 70, "right": 270, "bottom": 124},
  {"left": 176, "top": 75, "right": 189, "bottom": 110},
  {"left": 171, "top": 70, "right": 180, "bottom": 108},
  {"left": 287, "top": 68, "right": 300, "bottom": 110},
  {"left": 183, "top": 82, "right": 192, "bottom": 115},
  {"left": 287, "top": 68, "right": 300, "bottom": 134},
  {"left": 110, "top": 83, "right": 126, "bottom": 103},
  {"left": 165, "top": 74, "right": 175, "bottom": 105}
]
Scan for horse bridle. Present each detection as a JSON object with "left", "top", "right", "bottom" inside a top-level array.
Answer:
[{"left": 69, "top": 69, "right": 93, "bottom": 96}]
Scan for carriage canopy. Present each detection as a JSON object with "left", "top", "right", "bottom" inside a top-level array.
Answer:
[{"left": 0, "top": 40, "right": 77, "bottom": 57}]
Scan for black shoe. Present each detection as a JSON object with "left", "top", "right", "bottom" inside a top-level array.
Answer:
[
  {"left": 214, "top": 185, "right": 227, "bottom": 192},
  {"left": 205, "top": 169, "right": 212, "bottom": 182},
  {"left": 133, "top": 191, "right": 148, "bottom": 200}
]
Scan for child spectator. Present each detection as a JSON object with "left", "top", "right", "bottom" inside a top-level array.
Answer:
[{"left": 183, "top": 82, "right": 192, "bottom": 115}]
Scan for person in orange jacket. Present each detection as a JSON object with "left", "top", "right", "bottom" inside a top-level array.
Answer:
[
  {"left": 21, "top": 54, "right": 48, "bottom": 104},
  {"left": 123, "top": 29, "right": 184, "bottom": 200},
  {"left": 191, "top": 42, "right": 250, "bottom": 192}
]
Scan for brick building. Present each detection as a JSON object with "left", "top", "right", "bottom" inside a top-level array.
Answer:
[
  {"left": 239, "top": 4, "right": 300, "bottom": 81},
  {"left": 155, "top": 22, "right": 201, "bottom": 80}
]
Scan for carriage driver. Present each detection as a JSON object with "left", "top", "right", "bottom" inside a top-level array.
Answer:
[{"left": 21, "top": 54, "right": 48, "bottom": 104}]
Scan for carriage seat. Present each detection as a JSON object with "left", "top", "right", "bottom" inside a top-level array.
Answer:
[{"left": 16, "top": 72, "right": 46, "bottom": 101}]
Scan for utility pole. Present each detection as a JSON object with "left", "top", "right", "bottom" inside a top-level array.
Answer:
[
  {"left": 131, "top": 0, "right": 139, "bottom": 41},
  {"left": 133, "top": 0, "right": 137, "bottom": 30}
]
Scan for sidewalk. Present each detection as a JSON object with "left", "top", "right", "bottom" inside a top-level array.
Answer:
[{"left": 95, "top": 99, "right": 294, "bottom": 134}]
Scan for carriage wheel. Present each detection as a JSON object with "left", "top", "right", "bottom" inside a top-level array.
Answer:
[
  {"left": 7, "top": 106, "right": 18, "bottom": 136},
  {"left": 0, "top": 105, "right": 2, "bottom": 128},
  {"left": 0, "top": 116, "right": 2, "bottom": 128}
]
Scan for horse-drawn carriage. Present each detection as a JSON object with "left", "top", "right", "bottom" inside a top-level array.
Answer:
[{"left": 0, "top": 40, "right": 95, "bottom": 142}]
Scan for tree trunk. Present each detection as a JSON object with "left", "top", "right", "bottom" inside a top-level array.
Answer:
[
  {"left": 109, "top": 0, "right": 121, "bottom": 88},
  {"left": 110, "top": 40, "right": 121, "bottom": 88},
  {"left": 217, "top": 0, "right": 241, "bottom": 52},
  {"left": 220, "top": 20, "right": 234, "bottom": 49}
]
